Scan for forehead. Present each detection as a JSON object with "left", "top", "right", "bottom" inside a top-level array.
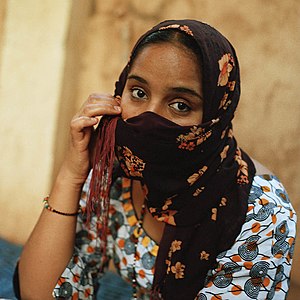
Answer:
[{"left": 129, "top": 42, "right": 202, "bottom": 79}]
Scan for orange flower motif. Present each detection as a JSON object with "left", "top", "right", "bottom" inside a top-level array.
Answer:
[
  {"left": 220, "top": 145, "right": 229, "bottom": 162},
  {"left": 187, "top": 166, "right": 208, "bottom": 185},
  {"left": 227, "top": 80, "right": 236, "bottom": 91},
  {"left": 211, "top": 207, "right": 218, "bottom": 221},
  {"left": 162, "top": 196, "right": 176, "bottom": 210},
  {"left": 217, "top": 53, "right": 234, "bottom": 86},
  {"left": 219, "top": 93, "right": 228, "bottom": 109},
  {"left": 199, "top": 250, "right": 210, "bottom": 261},
  {"left": 159, "top": 24, "right": 181, "bottom": 31},
  {"left": 159, "top": 24, "right": 194, "bottom": 36},
  {"left": 165, "top": 259, "right": 171, "bottom": 274},
  {"left": 211, "top": 118, "right": 220, "bottom": 125},
  {"left": 221, "top": 129, "right": 227, "bottom": 140},
  {"left": 149, "top": 207, "right": 156, "bottom": 214},
  {"left": 219, "top": 197, "right": 227, "bottom": 207},
  {"left": 193, "top": 186, "right": 205, "bottom": 197},
  {"left": 171, "top": 240, "right": 182, "bottom": 252},
  {"left": 235, "top": 148, "right": 249, "bottom": 185},
  {"left": 177, "top": 126, "right": 212, "bottom": 150},
  {"left": 227, "top": 128, "right": 234, "bottom": 138},
  {"left": 219, "top": 92, "right": 232, "bottom": 110},
  {"left": 171, "top": 262, "right": 185, "bottom": 279},
  {"left": 119, "top": 146, "right": 145, "bottom": 178},
  {"left": 223, "top": 99, "right": 232, "bottom": 110},
  {"left": 179, "top": 25, "right": 194, "bottom": 36},
  {"left": 156, "top": 210, "right": 177, "bottom": 225}
]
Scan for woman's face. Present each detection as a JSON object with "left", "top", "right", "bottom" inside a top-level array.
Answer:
[{"left": 121, "top": 42, "right": 203, "bottom": 126}]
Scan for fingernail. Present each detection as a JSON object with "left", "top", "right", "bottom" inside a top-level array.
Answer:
[
  {"left": 114, "top": 106, "right": 121, "bottom": 112},
  {"left": 115, "top": 95, "right": 122, "bottom": 104}
]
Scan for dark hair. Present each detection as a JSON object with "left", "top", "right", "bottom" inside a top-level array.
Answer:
[{"left": 129, "top": 29, "right": 203, "bottom": 70}]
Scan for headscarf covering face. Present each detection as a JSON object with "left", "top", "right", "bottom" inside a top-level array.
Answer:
[{"left": 89, "top": 19, "right": 256, "bottom": 300}]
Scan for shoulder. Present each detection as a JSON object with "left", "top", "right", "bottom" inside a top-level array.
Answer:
[
  {"left": 249, "top": 174, "right": 291, "bottom": 208},
  {"left": 247, "top": 174, "right": 296, "bottom": 228}
]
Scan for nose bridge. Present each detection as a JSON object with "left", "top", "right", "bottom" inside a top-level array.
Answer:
[{"left": 146, "top": 96, "right": 163, "bottom": 114}]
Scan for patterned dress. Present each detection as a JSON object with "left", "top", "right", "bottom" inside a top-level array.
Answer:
[{"left": 53, "top": 174, "right": 297, "bottom": 299}]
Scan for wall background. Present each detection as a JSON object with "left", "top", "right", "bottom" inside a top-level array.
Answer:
[{"left": 0, "top": 0, "right": 299, "bottom": 297}]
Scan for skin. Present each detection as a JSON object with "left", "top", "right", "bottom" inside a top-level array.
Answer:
[
  {"left": 121, "top": 42, "right": 203, "bottom": 126},
  {"left": 17, "top": 41, "right": 270, "bottom": 299}
]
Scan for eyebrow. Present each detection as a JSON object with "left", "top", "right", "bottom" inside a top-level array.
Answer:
[
  {"left": 127, "top": 74, "right": 203, "bottom": 101},
  {"left": 127, "top": 74, "right": 148, "bottom": 84},
  {"left": 171, "top": 87, "right": 203, "bottom": 101}
]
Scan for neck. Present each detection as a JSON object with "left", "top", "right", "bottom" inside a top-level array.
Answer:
[{"left": 131, "top": 180, "right": 165, "bottom": 244}]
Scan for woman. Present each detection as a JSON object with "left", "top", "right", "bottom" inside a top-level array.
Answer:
[{"left": 15, "top": 19, "right": 296, "bottom": 300}]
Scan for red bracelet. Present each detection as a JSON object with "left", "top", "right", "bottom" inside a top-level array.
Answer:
[{"left": 43, "top": 196, "right": 81, "bottom": 216}]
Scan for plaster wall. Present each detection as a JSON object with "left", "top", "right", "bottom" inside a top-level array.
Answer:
[{"left": 0, "top": 0, "right": 71, "bottom": 242}]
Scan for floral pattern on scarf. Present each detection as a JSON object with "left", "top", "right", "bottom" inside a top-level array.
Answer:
[{"left": 117, "top": 146, "right": 145, "bottom": 178}]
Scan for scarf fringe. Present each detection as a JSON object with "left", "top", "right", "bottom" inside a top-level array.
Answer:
[
  {"left": 86, "top": 116, "right": 118, "bottom": 237},
  {"left": 151, "top": 286, "right": 163, "bottom": 300}
]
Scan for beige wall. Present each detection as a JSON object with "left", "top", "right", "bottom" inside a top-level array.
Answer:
[
  {"left": 0, "top": 0, "right": 71, "bottom": 242},
  {"left": 0, "top": 0, "right": 299, "bottom": 297}
]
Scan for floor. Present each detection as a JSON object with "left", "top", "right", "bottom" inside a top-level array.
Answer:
[{"left": 0, "top": 238, "right": 21, "bottom": 299}]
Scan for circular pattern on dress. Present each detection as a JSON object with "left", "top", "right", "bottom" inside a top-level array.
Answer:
[
  {"left": 58, "top": 282, "right": 73, "bottom": 297},
  {"left": 274, "top": 220, "right": 289, "bottom": 241},
  {"left": 238, "top": 235, "right": 259, "bottom": 261},
  {"left": 141, "top": 252, "right": 156, "bottom": 270},
  {"left": 197, "top": 293, "right": 207, "bottom": 300},
  {"left": 80, "top": 271, "right": 90, "bottom": 286},
  {"left": 244, "top": 278, "right": 261, "bottom": 299},
  {"left": 124, "top": 238, "right": 135, "bottom": 255},
  {"left": 110, "top": 211, "right": 125, "bottom": 238},
  {"left": 249, "top": 261, "right": 269, "bottom": 278},
  {"left": 222, "top": 262, "right": 242, "bottom": 274},
  {"left": 213, "top": 274, "right": 232, "bottom": 288},
  {"left": 212, "top": 262, "right": 241, "bottom": 288},
  {"left": 275, "top": 188, "right": 290, "bottom": 204},
  {"left": 272, "top": 240, "right": 289, "bottom": 256},
  {"left": 254, "top": 203, "right": 275, "bottom": 221},
  {"left": 76, "top": 230, "right": 91, "bottom": 247},
  {"left": 248, "top": 186, "right": 263, "bottom": 202}
]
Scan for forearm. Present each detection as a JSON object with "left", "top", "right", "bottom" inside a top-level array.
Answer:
[
  {"left": 18, "top": 166, "right": 84, "bottom": 300},
  {"left": 18, "top": 93, "right": 121, "bottom": 299}
]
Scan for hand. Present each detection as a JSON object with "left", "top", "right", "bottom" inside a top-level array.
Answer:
[{"left": 61, "top": 93, "right": 121, "bottom": 186}]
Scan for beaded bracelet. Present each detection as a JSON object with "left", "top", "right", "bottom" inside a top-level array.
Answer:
[{"left": 43, "top": 196, "right": 81, "bottom": 216}]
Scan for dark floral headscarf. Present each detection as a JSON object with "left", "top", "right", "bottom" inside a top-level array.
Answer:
[{"left": 89, "top": 19, "right": 256, "bottom": 300}]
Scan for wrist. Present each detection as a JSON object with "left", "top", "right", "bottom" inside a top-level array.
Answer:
[{"left": 55, "top": 163, "right": 88, "bottom": 192}]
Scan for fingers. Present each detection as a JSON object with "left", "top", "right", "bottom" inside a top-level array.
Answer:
[
  {"left": 70, "top": 116, "right": 98, "bottom": 133},
  {"left": 76, "top": 93, "right": 121, "bottom": 119},
  {"left": 70, "top": 93, "right": 121, "bottom": 143}
]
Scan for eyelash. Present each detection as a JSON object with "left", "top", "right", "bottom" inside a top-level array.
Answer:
[
  {"left": 131, "top": 88, "right": 147, "bottom": 100},
  {"left": 130, "top": 87, "right": 192, "bottom": 112},
  {"left": 169, "top": 102, "right": 191, "bottom": 112}
]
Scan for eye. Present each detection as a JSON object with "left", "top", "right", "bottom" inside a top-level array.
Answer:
[
  {"left": 131, "top": 88, "right": 147, "bottom": 100},
  {"left": 169, "top": 101, "right": 191, "bottom": 112}
]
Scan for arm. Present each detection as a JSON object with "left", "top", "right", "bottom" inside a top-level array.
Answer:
[{"left": 18, "top": 94, "right": 121, "bottom": 300}]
